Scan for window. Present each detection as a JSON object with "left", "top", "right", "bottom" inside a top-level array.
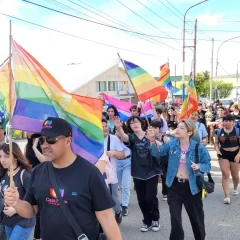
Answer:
[
  {"left": 95, "top": 81, "right": 107, "bottom": 92},
  {"left": 108, "top": 81, "right": 118, "bottom": 91}
]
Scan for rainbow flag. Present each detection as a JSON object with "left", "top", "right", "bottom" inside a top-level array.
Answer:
[
  {"left": 179, "top": 73, "right": 198, "bottom": 120},
  {"left": 11, "top": 40, "right": 103, "bottom": 163},
  {"left": 102, "top": 93, "right": 153, "bottom": 121},
  {"left": 123, "top": 60, "right": 165, "bottom": 101},
  {"left": 0, "top": 62, "right": 11, "bottom": 128},
  {"left": 158, "top": 63, "right": 172, "bottom": 90}
]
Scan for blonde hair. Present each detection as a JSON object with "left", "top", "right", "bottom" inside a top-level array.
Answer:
[{"left": 179, "top": 120, "right": 196, "bottom": 137}]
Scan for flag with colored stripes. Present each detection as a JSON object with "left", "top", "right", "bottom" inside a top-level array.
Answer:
[
  {"left": 102, "top": 93, "right": 153, "bottom": 121},
  {"left": 179, "top": 73, "right": 198, "bottom": 120},
  {"left": 11, "top": 40, "right": 103, "bottom": 164},
  {"left": 123, "top": 60, "right": 166, "bottom": 101}
]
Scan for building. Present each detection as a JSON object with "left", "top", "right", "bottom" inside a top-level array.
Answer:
[{"left": 72, "top": 64, "right": 139, "bottom": 103}]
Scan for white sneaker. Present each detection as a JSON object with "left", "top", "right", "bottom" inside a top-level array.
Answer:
[
  {"left": 162, "top": 195, "right": 167, "bottom": 201},
  {"left": 232, "top": 190, "right": 239, "bottom": 196},
  {"left": 140, "top": 222, "right": 152, "bottom": 232},
  {"left": 152, "top": 220, "right": 160, "bottom": 232},
  {"left": 223, "top": 198, "right": 231, "bottom": 204}
]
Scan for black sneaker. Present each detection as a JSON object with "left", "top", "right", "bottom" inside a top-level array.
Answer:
[
  {"left": 115, "top": 212, "right": 122, "bottom": 225},
  {"left": 122, "top": 206, "right": 128, "bottom": 216},
  {"left": 140, "top": 221, "right": 152, "bottom": 232}
]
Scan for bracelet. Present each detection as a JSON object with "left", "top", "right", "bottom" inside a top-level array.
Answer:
[{"left": 237, "top": 153, "right": 240, "bottom": 157}]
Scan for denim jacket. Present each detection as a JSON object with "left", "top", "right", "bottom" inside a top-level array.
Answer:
[{"left": 151, "top": 139, "right": 211, "bottom": 195}]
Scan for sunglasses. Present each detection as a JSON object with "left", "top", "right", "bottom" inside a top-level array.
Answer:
[{"left": 39, "top": 136, "right": 65, "bottom": 145}]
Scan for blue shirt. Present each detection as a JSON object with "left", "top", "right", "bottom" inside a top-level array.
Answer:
[
  {"left": 151, "top": 139, "right": 211, "bottom": 195},
  {"left": 195, "top": 122, "right": 208, "bottom": 140}
]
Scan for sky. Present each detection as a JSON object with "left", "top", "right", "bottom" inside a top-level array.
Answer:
[{"left": 0, "top": 0, "right": 240, "bottom": 92}]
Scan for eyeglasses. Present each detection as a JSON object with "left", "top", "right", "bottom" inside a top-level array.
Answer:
[{"left": 39, "top": 136, "right": 65, "bottom": 145}]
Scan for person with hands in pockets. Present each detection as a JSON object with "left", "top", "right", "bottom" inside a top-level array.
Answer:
[{"left": 148, "top": 120, "right": 211, "bottom": 240}]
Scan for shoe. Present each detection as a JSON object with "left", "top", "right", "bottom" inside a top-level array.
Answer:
[
  {"left": 232, "top": 190, "right": 239, "bottom": 196},
  {"left": 140, "top": 221, "right": 152, "bottom": 232},
  {"left": 223, "top": 198, "right": 231, "bottom": 204},
  {"left": 162, "top": 195, "right": 167, "bottom": 201},
  {"left": 152, "top": 220, "right": 160, "bottom": 232},
  {"left": 115, "top": 212, "right": 122, "bottom": 224},
  {"left": 122, "top": 206, "right": 128, "bottom": 216}
]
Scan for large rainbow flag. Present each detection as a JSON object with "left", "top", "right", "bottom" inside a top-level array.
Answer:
[
  {"left": 11, "top": 40, "right": 103, "bottom": 163},
  {"left": 123, "top": 60, "right": 166, "bottom": 101},
  {"left": 0, "top": 62, "right": 10, "bottom": 128},
  {"left": 179, "top": 73, "right": 198, "bottom": 120}
]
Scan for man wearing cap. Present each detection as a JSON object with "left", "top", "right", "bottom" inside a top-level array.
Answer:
[{"left": 4, "top": 117, "right": 122, "bottom": 240}]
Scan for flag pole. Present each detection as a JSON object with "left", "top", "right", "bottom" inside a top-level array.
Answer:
[
  {"left": 117, "top": 53, "right": 150, "bottom": 126},
  {"left": 8, "top": 20, "right": 14, "bottom": 188}
]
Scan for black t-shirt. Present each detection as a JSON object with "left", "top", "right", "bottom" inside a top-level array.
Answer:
[
  {"left": 24, "top": 156, "right": 115, "bottom": 240},
  {"left": 198, "top": 110, "right": 207, "bottom": 126},
  {"left": 0, "top": 168, "right": 36, "bottom": 227},
  {"left": 129, "top": 134, "right": 161, "bottom": 180}
]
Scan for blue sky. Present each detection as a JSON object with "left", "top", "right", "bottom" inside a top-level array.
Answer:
[{"left": 0, "top": 0, "right": 240, "bottom": 91}]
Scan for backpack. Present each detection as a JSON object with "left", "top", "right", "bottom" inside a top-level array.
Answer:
[
  {"left": 104, "top": 135, "right": 115, "bottom": 184},
  {"left": 216, "top": 127, "right": 240, "bottom": 138}
]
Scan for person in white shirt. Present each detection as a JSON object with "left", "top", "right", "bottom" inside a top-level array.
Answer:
[{"left": 102, "top": 119, "right": 125, "bottom": 224}]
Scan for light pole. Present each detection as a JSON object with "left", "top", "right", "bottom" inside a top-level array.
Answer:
[
  {"left": 182, "top": 0, "right": 208, "bottom": 101},
  {"left": 236, "top": 60, "right": 240, "bottom": 98},
  {"left": 215, "top": 35, "right": 240, "bottom": 77}
]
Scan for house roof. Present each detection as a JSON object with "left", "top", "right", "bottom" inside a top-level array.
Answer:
[{"left": 71, "top": 64, "right": 124, "bottom": 93}]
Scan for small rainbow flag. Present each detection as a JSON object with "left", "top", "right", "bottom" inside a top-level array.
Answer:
[
  {"left": 123, "top": 60, "right": 166, "bottom": 101},
  {"left": 11, "top": 40, "right": 103, "bottom": 163},
  {"left": 158, "top": 63, "right": 172, "bottom": 90},
  {"left": 179, "top": 73, "right": 198, "bottom": 120}
]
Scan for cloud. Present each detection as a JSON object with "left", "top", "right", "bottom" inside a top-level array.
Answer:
[{"left": 197, "top": 9, "right": 225, "bottom": 26}]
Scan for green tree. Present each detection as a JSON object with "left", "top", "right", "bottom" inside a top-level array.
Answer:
[
  {"left": 195, "top": 71, "right": 210, "bottom": 97},
  {"left": 213, "top": 80, "right": 233, "bottom": 98}
]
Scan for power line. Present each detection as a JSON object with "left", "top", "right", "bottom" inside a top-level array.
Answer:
[
  {"left": 65, "top": 0, "right": 176, "bottom": 49},
  {"left": 163, "top": 0, "right": 212, "bottom": 40},
  {"left": 196, "top": 29, "right": 240, "bottom": 33},
  {"left": 218, "top": 63, "right": 233, "bottom": 76},
  {"left": 20, "top": 0, "right": 180, "bottom": 51},
  {"left": 116, "top": 0, "right": 181, "bottom": 49},
  {"left": 0, "top": 12, "right": 169, "bottom": 58}
]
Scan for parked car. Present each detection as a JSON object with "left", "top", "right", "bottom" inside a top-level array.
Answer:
[
  {"left": 219, "top": 98, "right": 234, "bottom": 109},
  {"left": 172, "top": 99, "right": 183, "bottom": 107}
]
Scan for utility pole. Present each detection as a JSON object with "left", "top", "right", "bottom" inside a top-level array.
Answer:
[
  {"left": 174, "top": 64, "right": 176, "bottom": 90},
  {"left": 210, "top": 38, "right": 214, "bottom": 102},
  {"left": 193, "top": 19, "right": 197, "bottom": 81}
]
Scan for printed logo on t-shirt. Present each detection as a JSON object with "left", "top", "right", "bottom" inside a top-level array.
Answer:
[{"left": 46, "top": 187, "right": 67, "bottom": 206}]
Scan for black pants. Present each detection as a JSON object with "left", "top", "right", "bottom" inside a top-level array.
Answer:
[
  {"left": 133, "top": 175, "right": 159, "bottom": 225},
  {"left": 34, "top": 212, "right": 40, "bottom": 239},
  {"left": 162, "top": 174, "right": 168, "bottom": 195},
  {"left": 168, "top": 179, "right": 206, "bottom": 240}
]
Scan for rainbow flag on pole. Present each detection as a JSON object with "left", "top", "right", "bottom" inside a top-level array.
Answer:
[
  {"left": 158, "top": 63, "right": 172, "bottom": 90},
  {"left": 11, "top": 40, "right": 103, "bottom": 163},
  {"left": 179, "top": 73, "right": 198, "bottom": 120},
  {"left": 123, "top": 60, "right": 166, "bottom": 101}
]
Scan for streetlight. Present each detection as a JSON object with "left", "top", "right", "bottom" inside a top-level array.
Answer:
[
  {"left": 182, "top": 0, "right": 208, "bottom": 101},
  {"left": 236, "top": 60, "right": 240, "bottom": 98},
  {"left": 215, "top": 35, "right": 240, "bottom": 77}
]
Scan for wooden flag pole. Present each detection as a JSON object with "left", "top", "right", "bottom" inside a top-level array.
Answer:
[
  {"left": 117, "top": 53, "right": 150, "bottom": 126},
  {"left": 8, "top": 20, "right": 14, "bottom": 188}
]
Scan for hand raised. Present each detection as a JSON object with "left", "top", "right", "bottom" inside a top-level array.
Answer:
[{"left": 114, "top": 116, "right": 122, "bottom": 128}]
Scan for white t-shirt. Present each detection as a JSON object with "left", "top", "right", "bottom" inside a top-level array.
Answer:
[
  {"left": 121, "top": 142, "right": 131, "bottom": 158},
  {"left": 104, "top": 135, "right": 124, "bottom": 184}
]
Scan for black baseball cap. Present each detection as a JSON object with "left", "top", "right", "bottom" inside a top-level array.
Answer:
[{"left": 31, "top": 117, "right": 72, "bottom": 139}]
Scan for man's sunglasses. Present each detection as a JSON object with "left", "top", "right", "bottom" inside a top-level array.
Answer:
[{"left": 39, "top": 136, "right": 65, "bottom": 145}]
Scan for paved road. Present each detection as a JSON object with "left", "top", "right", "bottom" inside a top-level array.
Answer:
[
  {"left": 16, "top": 141, "right": 240, "bottom": 240},
  {"left": 119, "top": 145, "right": 240, "bottom": 240}
]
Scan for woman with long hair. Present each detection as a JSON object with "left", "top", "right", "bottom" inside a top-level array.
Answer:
[
  {"left": 166, "top": 107, "right": 178, "bottom": 130},
  {"left": 114, "top": 116, "right": 161, "bottom": 232},
  {"left": 0, "top": 143, "right": 35, "bottom": 240},
  {"left": 214, "top": 114, "right": 240, "bottom": 204},
  {"left": 230, "top": 102, "right": 240, "bottom": 121},
  {"left": 106, "top": 105, "right": 119, "bottom": 134},
  {"left": 149, "top": 120, "right": 211, "bottom": 240}
]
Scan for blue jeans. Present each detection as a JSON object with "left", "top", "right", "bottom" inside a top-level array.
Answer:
[
  {"left": 5, "top": 225, "right": 33, "bottom": 240},
  {"left": 117, "top": 157, "right": 131, "bottom": 207}
]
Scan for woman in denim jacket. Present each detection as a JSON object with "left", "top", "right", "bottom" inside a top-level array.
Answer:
[{"left": 149, "top": 120, "right": 211, "bottom": 240}]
